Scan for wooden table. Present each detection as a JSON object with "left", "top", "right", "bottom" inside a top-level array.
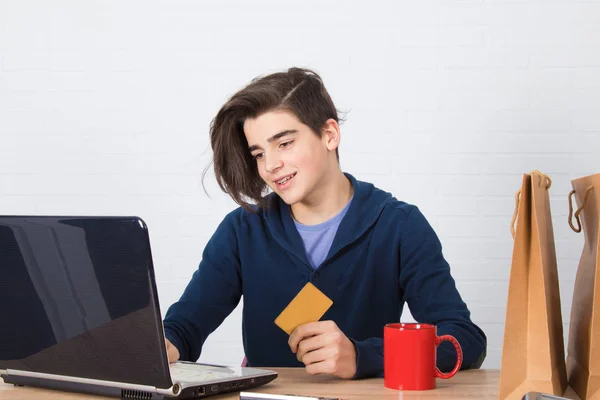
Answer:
[{"left": 0, "top": 369, "right": 582, "bottom": 399}]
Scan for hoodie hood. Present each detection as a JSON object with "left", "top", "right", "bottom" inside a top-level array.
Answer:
[{"left": 262, "top": 173, "right": 394, "bottom": 268}]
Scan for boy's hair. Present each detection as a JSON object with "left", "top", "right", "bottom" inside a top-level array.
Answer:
[{"left": 203, "top": 67, "right": 341, "bottom": 211}]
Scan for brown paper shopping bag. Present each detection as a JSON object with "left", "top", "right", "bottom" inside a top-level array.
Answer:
[
  {"left": 566, "top": 173, "right": 600, "bottom": 400},
  {"left": 499, "top": 171, "right": 568, "bottom": 400}
]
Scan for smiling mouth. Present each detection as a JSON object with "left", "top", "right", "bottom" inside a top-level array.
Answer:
[{"left": 275, "top": 173, "right": 297, "bottom": 186}]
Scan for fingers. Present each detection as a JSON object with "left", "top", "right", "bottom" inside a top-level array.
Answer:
[
  {"left": 289, "top": 321, "right": 337, "bottom": 353},
  {"left": 296, "top": 329, "right": 345, "bottom": 361},
  {"left": 303, "top": 342, "right": 357, "bottom": 379},
  {"left": 289, "top": 322, "right": 322, "bottom": 353},
  {"left": 305, "top": 359, "right": 337, "bottom": 376},
  {"left": 299, "top": 346, "right": 337, "bottom": 366},
  {"left": 288, "top": 321, "right": 357, "bottom": 379},
  {"left": 296, "top": 334, "right": 327, "bottom": 362},
  {"left": 165, "top": 338, "right": 180, "bottom": 363}
]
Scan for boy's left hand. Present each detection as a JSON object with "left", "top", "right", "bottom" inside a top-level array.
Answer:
[{"left": 288, "top": 320, "right": 357, "bottom": 379}]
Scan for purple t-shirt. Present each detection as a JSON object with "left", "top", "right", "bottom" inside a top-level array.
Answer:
[{"left": 293, "top": 197, "right": 353, "bottom": 269}]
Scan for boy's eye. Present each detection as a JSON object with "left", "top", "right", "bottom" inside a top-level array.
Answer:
[{"left": 279, "top": 140, "right": 293, "bottom": 149}]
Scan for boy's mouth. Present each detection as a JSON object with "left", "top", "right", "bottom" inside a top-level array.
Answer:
[{"left": 274, "top": 172, "right": 297, "bottom": 188}]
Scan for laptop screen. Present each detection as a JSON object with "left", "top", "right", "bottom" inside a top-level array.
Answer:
[{"left": 0, "top": 216, "right": 172, "bottom": 389}]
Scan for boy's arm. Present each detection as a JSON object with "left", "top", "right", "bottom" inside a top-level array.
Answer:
[
  {"left": 163, "top": 213, "right": 242, "bottom": 362},
  {"left": 351, "top": 206, "right": 486, "bottom": 379},
  {"left": 397, "top": 206, "right": 486, "bottom": 372}
]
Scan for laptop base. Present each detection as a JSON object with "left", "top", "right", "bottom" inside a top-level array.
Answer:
[{"left": 2, "top": 370, "right": 278, "bottom": 399}]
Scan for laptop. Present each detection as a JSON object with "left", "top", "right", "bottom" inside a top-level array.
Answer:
[{"left": 0, "top": 215, "right": 277, "bottom": 398}]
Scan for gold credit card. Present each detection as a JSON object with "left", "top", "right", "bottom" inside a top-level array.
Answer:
[{"left": 274, "top": 282, "right": 333, "bottom": 335}]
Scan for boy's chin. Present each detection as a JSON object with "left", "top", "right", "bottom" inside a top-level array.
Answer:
[
  {"left": 278, "top": 191, "right": 303, "bottom": 206},
  {"left": 280, "top": 196, "right": 299, "bottom": 206}
]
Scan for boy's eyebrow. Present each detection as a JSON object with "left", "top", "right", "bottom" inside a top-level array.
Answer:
[{"left": 248, "top": 129, "right": 298, "bottom": 153}]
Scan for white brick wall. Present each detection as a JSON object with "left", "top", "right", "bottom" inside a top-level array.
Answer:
[{"left": 1, "top": 0, "right": 599, "bottom": 370}]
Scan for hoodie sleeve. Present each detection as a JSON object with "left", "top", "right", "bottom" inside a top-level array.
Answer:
[
  {"left": 163, "top": 212, "right": 242, "bottom": 362},
  {"left": 350, "top": 206, "right": 486, "bottom": 380},
  {"left": 350, "top": 337, "right": 384, "bottom": 379},
  {"left": 398, "top": 206, "right": 487, "bottom": 372}
]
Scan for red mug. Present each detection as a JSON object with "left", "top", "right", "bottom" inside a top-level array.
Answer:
[{"left": 384, "top": 323, "right": 463, "bottom": 390}]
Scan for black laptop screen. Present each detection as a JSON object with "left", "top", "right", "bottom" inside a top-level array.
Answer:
[{"left": 0, "top": 216, "right": 172, "bottom": 389}]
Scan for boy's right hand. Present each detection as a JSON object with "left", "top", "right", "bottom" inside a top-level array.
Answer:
[{"left": 165, "top": 338, "right": 180, "bottom": 363}]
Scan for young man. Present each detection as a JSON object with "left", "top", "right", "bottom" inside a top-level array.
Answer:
[{"left": 163, "top": 68, "right": 487, "bottom": 379}]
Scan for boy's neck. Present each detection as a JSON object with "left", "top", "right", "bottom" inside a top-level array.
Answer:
[{"left": 291, "top": 169, "right": 353, "bottom": 226}]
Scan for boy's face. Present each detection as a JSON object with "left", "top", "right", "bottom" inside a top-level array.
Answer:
[{"left": 244, "top": 110, "right": 336, "bottom": 206}]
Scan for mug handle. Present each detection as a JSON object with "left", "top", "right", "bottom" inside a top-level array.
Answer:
[{"left": 434, "top": 335, "right": 463, "bottom": 379}]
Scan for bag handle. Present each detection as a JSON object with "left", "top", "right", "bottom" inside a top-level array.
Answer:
[
  {"left": 568, "top": 185, "right": 594, "bottom": 233},
  {"left": 510, "top": 189, "right": 521, "bottom": 239},
  {"left": 511, "top": 170, "right": 552, "bottom": 239},
  {"left": 531, "top": 169, "right": 552, "bottom": 189}
]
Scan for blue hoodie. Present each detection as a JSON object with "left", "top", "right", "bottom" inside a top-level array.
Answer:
[{"left": 163, "top": 173, "right": 487, "bottom": 379}]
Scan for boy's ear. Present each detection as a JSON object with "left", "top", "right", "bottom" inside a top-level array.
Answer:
[{"left": 321, "top": 118, "right": 341, "bottom": 151}]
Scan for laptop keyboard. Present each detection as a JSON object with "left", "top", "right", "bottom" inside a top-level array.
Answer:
[{"left": 169, "top": 363, "right": 235, "bottom": 382}]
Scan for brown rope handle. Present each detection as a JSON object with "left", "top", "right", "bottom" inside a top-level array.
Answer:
[
  {"left": 511, "top": 171, "right": 551, "bottom": 239},
  {"left": 510, "top": 189, "right": 521, "bottom": 239},
  {"left": 530, "top": 170, "right": 552, "bottom": 189},
  {"left": 568, "top": 185, "right": 594, "bottom": 233}
]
